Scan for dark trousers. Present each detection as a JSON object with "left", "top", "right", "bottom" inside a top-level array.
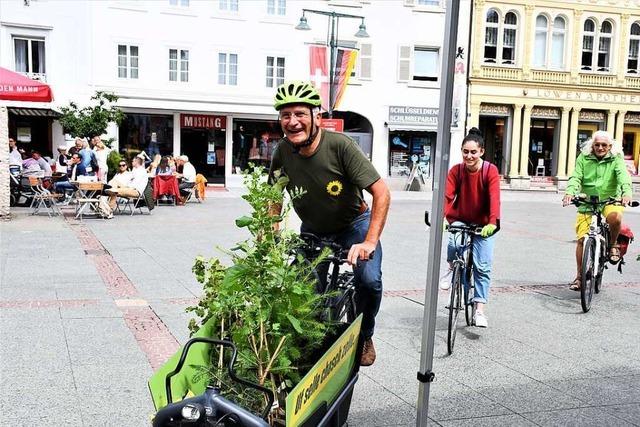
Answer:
[{"left": 301, "top": 210, "right": 383, "bottom": 339}]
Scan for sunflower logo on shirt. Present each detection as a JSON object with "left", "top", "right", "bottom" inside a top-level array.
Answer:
[{"left": 326, "top": 180, "right": 343, "bottom": 196}]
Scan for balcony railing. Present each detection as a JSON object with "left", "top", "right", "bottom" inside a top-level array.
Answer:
[
  {"left": 480, "top": 66, "right": 522, "bottom": 80},
  {"left": 579, "top": 73, "right": 615, "bottom": 87},
  {"left": 625, "top": 76, "right": 640, "bottom": 89},
  {"left": 18, "top": 71, "right": 47, "bottom": 82},
  {"left": 530, "top": 70, "right": 569, "bottom": 84}
]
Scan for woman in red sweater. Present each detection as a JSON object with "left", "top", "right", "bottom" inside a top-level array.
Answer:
[{"left": 441, "top": 128, "right": 501, "bottom": 328}]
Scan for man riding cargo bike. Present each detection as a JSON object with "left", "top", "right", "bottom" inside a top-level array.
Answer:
[{"left": 268, "top": 80, "right": 391, "bottom": 367}]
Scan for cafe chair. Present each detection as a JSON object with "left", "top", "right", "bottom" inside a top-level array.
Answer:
[{"left": 28, "top": 176, "right": 61, "bottom": 217}]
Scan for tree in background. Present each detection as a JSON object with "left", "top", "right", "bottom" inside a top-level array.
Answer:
[{"left": 58, "top": 91, "right": 124, "bottom": 145}]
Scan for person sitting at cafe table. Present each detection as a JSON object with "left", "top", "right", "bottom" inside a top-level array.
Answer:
[
  {"left": 32, "top": 151, "right": 53, "bottom": 177},
  {"left": 55, "top": 145, "right": 69, "bottom": 174},
  {"left": 156, "top": 156, "right": 174, "bottom": 176},
  {"left": 105, "top": 156, "right": 148, "bottom": 210},
  {"left": 176, "top": 155, "right": 196, "bottom": 201},
  {"left": 108, "top": 159, "right": 133, "bottom": 188},
  {"left": 53, "top": 153, "right": 86, "bottom": 198}
]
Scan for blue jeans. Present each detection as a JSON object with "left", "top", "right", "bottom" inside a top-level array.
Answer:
[
  {"left": 54, "top": 181, "right": 77, "bottom": 194},
  {"left": 446, "top": 221, "right": 495, "bottom": 304},
  {"left": 301, "top": 210, "right": 383, "bottom": 339}
]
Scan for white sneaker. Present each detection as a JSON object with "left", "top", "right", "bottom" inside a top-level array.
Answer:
[
  {"left": 474, "top": 312, "right": 488, "bottom": 328},
  {"left": 439, "top": 269, "right": 452, "bottom": 290}
]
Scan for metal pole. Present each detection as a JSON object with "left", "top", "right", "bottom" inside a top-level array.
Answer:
[
  {"left": 416, "top": 0, "right": 461, "bottom": 425},
  {"left": 328, "top": 13, "right": 336, "bottom": 119}
]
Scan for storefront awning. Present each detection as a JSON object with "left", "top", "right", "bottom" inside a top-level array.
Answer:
[
  {"left": 0, "top": 67, "right": 53, "bottom": 102},
  {"left": 7, "top": 107, "right": 60, "bottom": 118}
]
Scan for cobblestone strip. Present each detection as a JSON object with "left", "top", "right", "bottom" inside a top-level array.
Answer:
[
  {"left": 121, "top": 306, "right": 180, "bottom": 370},
  {"left": 0, "top": 299, "right": 98, "bottom": 309},
  {"left": 90, "top": 253, "right": 139, "bottom": 298},
  {"left": 62, "top": 214, "right": 180, "bottom": 369}
]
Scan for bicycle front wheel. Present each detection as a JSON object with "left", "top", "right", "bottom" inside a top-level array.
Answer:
[
  {"left": 447, "top": 265, "right": 463, "bottom": 355},
  {"left": 581, "top": 238, "right": 596, "bottom": 313}
]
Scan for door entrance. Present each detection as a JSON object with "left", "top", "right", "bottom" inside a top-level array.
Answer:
[
  {"left": 180, "top": 128, "right": 225, "bottom": 184},
  {"left": 528, "top": 120, "right": 557, "bottom": 177},
  {"left": 479, "top": 116, "right": 507, "bottom": 175}
]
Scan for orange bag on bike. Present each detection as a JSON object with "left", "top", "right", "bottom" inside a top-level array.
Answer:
[{"left": 617, "top": 225, "right": 634, "bottom": 257}]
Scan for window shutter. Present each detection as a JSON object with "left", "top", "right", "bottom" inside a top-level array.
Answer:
[
  {"left": 397, "top": 45, "right": 411, "bottom": 82},
  {"left": 360, "top": 43, "right": 372, "bottom": 80}
]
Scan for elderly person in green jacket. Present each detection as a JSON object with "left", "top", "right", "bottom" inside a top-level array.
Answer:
[{"left": 562, "top": 130, "right": 632, "bottom": 291}]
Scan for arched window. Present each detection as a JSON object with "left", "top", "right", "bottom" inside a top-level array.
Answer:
[
  {"left": 502, "top": 12, "right": 517, "bottom": 64},
  {"left": 483, "top": 9, "right": 518, "bottom": 65},
  {"left": 582, "top": 18, "right": 614, "bottom": 72},
  {"left": 627, "top": 22, "right": 640, "bottom": 73},
  {"left": 534, "top": 15, "right": 548, "bottom": 67},
  {"left": 598, "top": 21, "right": 612, "bottom": 71},
  {"left": 551, "top": 17, "right": 566, "bottom": 68},
  {"left": 533, "top": 15, "right": 566, "bottom": 69},
  {"left": 484, "top": 9, "right": 499, "bottom": 63}
]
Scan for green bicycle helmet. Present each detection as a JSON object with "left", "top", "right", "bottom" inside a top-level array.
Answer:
[{"left": 274, "top": 81, "right": 322, "bottom": 111}]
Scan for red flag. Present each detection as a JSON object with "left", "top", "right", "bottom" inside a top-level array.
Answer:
[
  {"left": 309, "top": 45, "right": 329, "bottom": 111},
  {"left": 332, "top": 48, "right": 358, "bottom": 110}
]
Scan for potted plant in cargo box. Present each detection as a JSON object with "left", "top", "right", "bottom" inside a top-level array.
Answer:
[{"left": 186, "top": 166, "right": 333, "bottom": 424}]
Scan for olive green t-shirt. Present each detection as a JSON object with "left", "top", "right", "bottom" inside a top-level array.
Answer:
[{"left": 269, "top": 130, "right": 380, "bottom": 234}]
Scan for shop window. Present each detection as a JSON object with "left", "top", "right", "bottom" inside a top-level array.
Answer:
[
  {"left": 118, "top": 114, "right": 174, "bottom": 161},
  {"left": 118, "top": 44, "right": 139, "bottom": 79},
  {"left": 483, "top": 9, "right": 518, "bottom": 65},
  {"left": 219, "top": 0, "right": 238, "bottom": 11},
  {"left": 232, "top": 119, "right": 281, "bottom": 174},
  {"left": 627, "top": 22, "right": 640, "bottom": 74},
  {"left": 13, "top": 37, "right": 46, "bottom": 80},
  {"left": 267, "top": 0, "right": 285, "bottom": 15},
  {"left": 582, "top": 18, "right": 613, "bottom": 72},
  {"left": 266, "top": 56, "right": 285, "bottom": 87},
  {"left": 169, "top": 48, "right": 189, "bottom": 82},
  {"left": 218, "top": 53, "right": 238, "bottom": 85},
  {"left": 388, "top": 131, "right": 435, "bottom": 180}
]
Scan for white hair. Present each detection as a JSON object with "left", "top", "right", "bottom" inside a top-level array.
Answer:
[
  {"left": 581, "top": 130, "right": 623, "bottom": 156},
  {"left": 179, "top": 155, "right": 189, "bottom": 162}
]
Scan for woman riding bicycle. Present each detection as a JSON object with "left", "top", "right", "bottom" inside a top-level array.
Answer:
[
  {"left": 562, "top": 130, "right": 632, "bottom": 291},
  {"left": 440, "top": 128, "right": 501, "bottom": 328}
]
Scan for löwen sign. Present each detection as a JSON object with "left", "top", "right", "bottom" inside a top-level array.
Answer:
[{"left": 181, "top": 114, "right": 226, "bottom": 129}]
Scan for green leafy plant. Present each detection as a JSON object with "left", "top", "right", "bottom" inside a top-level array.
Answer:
[
  {"left": 106, "top": 150, "right": 122, "bottom": 181},
  {"left": 58, "top": 91, "right": 124, "bottom": 140},
  {"left": 187, "top": 166, "right": 331, "bottom": 421}
]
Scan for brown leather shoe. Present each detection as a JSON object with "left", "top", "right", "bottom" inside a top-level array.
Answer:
[{"left": 360, "top": 338, "right": 376, "bottom": 366}]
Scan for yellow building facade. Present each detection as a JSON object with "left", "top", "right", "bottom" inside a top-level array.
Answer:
[{"left": 468, "top": 0, "right": 640, "bottom": 190}]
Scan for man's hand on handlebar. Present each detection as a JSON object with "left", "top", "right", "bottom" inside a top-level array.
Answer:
[
  {"left": 622, "top": 195, "right": 632, "bottom": 207},
  {"left": 347, "top": 241, "right": 376, "bottom": 266},
  {"left": 562, "top": 194, "right": 574, "bottom": 207}
]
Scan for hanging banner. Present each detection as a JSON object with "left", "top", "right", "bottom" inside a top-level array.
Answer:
[
  {"left": 332, "top": 48, "right": 358, "bottom": 110},
  {"left": 309, "top": 45, "right": 329, "bottom": 112}
]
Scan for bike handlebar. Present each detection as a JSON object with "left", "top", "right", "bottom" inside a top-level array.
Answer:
[
  {"left": 153, "top": 387, "right": 269, "bottom": 427},
  {"left": 299, "top": 232, "right": 374, "bottom": 264},
  {"left": 570, "top": 195, "right": 639, "bottom": 209},
  {"left": 162, "top": 338, "right": 273, "bottom": 421}
]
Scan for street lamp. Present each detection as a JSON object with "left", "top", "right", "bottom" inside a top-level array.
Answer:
[{"left": 295, "top": 9, "right": 369, "bottom": 118}]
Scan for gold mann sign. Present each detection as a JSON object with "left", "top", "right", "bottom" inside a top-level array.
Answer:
[{"left": 535, "top": 89, "right": 640, "bottom": 105}]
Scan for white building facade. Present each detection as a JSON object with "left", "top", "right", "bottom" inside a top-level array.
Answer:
[{"left": 1, "top": 0, "right": 471, "bottom": 188}]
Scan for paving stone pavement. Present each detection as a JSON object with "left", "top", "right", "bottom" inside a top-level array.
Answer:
[{"left": 1, "top": 189, "right": 639, "bottom": 426}]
